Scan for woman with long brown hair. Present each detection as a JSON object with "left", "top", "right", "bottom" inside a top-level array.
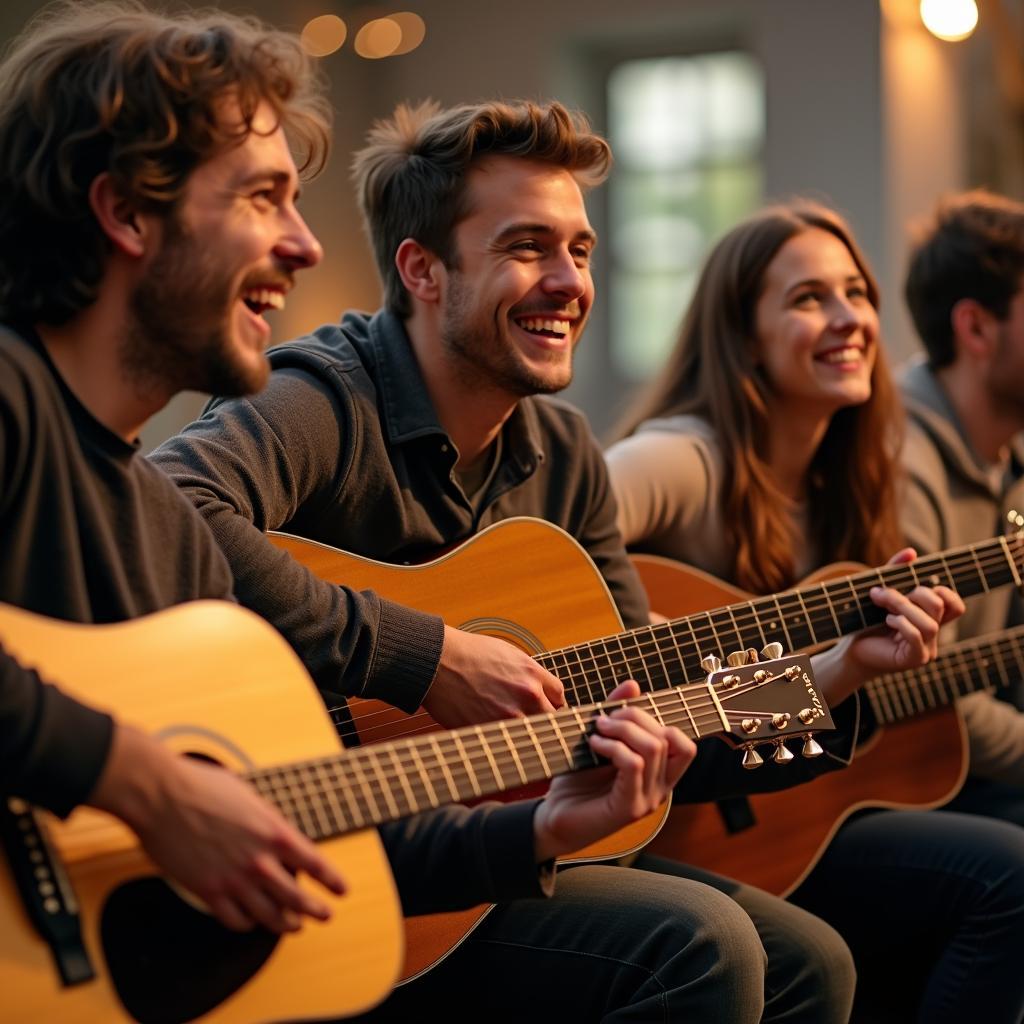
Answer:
[{"left": 606, "top": 200, "right": 1024, "bottom": 1022}]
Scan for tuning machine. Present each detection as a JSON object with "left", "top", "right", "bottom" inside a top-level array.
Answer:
[{"left": 801, "top": 734, "right": 824, "bottom": 758}]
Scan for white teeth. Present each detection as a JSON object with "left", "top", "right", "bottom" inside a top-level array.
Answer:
[
  {"left": 243, "top": 288, "right": 285, "bottom": 311},
  {"left": 819, "top": 348, "right": 861, "bottom": 364},
  {"left": 517, "top": 317, "right": 570, "bottom": 335}
]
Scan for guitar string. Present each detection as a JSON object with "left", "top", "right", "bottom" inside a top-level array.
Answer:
[
  {"left": 335, "top": 542, "right": 1022, "bottom": 741},
  {"left": 249, "top": 685, "right": 799, "bottom": 832},
  {"left": 868, "top": 629, "right": 1024, "bottom": 724}
]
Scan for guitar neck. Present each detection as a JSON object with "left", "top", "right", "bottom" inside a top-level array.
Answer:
[
  {"left": 539, "top": 535, "right": 1024, "bottom": 706},
  {"left": 244, "top": 661, "right": 821, "bottom": 842},
  {"left": 866, "top": 624, "right": 1024, "bottom": 725}
]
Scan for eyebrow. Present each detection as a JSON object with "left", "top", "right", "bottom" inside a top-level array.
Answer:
[
  {"left": 493, "top": 222, "right": 598, "bottom": 246},
  {"left": 784, "top": 273, "right": 866, "bottom": 297},
  {"left": 231, "top": 168, "right": 301, "bottom": 201}
]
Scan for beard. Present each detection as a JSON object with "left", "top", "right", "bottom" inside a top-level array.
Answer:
[
  {"left": 439, "top": 271, "right": 575, "bottom": 398},
  {"left": 122, "top": 214, "right": 269, "bottom": 399}
]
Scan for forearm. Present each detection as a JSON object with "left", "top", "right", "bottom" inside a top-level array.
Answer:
[
  {"left": 379, "top": 800, "right": 552, "bottom": 916},
  {"left": 1, "top": 646, "right": 113, "bottom": 817}
]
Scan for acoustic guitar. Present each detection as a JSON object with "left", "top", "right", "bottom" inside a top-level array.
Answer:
[
  {"left": 633, "top": 553, "right": 1024, "bottom": 896},
  {"left": 270, "top": 515, "right": 1024, "bottom": 977},
  {"left": 0, "top": 600, "right": 824, "bottom": 1022}
]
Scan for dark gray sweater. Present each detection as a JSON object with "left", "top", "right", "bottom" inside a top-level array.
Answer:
[{"left": 0, "top": 326, "right": 234, "bottom": 816}]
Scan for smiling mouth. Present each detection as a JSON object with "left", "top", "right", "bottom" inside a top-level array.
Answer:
[
  {"left": 815, "top": 346, "right": 864, "bottom": 365},
  {"left": 513, "top": 316, "right": 572, "bottom": 340},
  {"left": 241, "top": 287, "right": 286, "bottom": 317}
]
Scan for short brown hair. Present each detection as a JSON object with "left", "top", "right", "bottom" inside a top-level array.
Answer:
[
  {"left": 905, "top": 190, "right": 1024, "bottom": 368},
  {"left": 0, "top": 0, "right": 331, "bottom": 326},
  {"left": 352, "top": 99, "right": 611, "bottom": 317}
]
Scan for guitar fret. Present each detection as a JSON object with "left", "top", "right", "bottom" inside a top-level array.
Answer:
[
  {"left": 313, "top": 759, "right": 348, "bottom": 835},
  {"left": 406, "top": 739, "right": 441, "bottom": 808},
  {"left": 473, "top": 725, "right": 503, "bottom": 790},
  {"left": 426, "top": 735, "right": 460, "bottom": 803},
  {"left": 363, "top": 746, "right": 401, "bottom": 820},
  {"left": 548, "top": 714, "right": 574, "bottom": 768},
  {"left": 498, "top": 721, "right": 528, "bottom": 785},
  {"left": 450, "top": 731, "right": 483, "bottom": 798},
  {"left": 522, "top": 718, "right": 552, "bottom": 777},
  {"left": 347, "top": 754, "right": 383, "bottom": 824},
  {"left": 386, "top": 745, "right": 419, "bottom": 816}
]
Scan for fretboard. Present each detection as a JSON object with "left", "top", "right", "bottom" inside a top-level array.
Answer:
[
  {"left": 537, "top": 535, "right": 1024, "bottom": 706},
  {"left": 866, "top": 624, "right": 1024, "bottom": 726},
  {"left": 247, "top": 680, "right": 728, "bottom": 841}
]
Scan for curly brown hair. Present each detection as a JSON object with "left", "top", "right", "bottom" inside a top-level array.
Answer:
[
  {"left": 0, "top": 0, "right": 331, "bottom": 326},
  {"left": 351, "top": 99, "right": 611, "bottom": 318}
]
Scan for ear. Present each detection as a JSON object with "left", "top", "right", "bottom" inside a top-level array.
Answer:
[
  {"left": 88, "top": 173, "right": 153, "bottom": 259},
  {"left": 394, "top": 238, "right": 445, "bottom": 306},
  {"left": 950, "top": 298, "right": 999, "bottom": 362}
]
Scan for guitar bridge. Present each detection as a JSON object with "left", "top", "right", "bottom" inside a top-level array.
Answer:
[{"left": 1, "top": 797, "right": 95, "bottom": 986}]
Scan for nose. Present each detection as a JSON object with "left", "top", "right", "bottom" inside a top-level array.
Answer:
[
  {"left": 828, "top": 293, "right": 861, "bottom": 334},
  {"left": 274, "top": 205, "right": 323, "bottom": 270},
  {"left": 542, "top": 247, "right": 587, "bottom": 300}
]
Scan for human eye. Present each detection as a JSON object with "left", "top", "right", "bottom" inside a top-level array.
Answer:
[
  {"left": 791, "top": 289, "right": 820, "bottom": 308},
  {"left": 847, "top": 282, "right": 869, "bottom": 301},
  {"left": 571, "top": 243, "right": 593, "bottom": 266}
]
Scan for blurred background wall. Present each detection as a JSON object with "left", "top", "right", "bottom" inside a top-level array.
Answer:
[{"left": 1, "top": 0, "right": 1015, "bottom": 445}]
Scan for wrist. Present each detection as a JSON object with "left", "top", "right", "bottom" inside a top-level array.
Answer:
[
  {"left": 87, "top": 723, "right": 173, "bottom": 832},
  {"left": 812, "top": 641, "right": 865, "bottom": 706}
]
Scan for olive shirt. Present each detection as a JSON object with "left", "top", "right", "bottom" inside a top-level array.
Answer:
[{"left": 899, "top": 357, "right": 1024, "bottom": 787}]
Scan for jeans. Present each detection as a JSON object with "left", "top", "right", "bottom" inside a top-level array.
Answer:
[
  {"left": 358, "top": 857, "right": 855, "bottom": 1023},
  {"left": 791, "top": 809, "right": 1024, "bottom": 1024}
]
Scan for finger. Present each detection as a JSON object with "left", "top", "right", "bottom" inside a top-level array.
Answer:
[
  {"left": 537, "top": 667, "right": 566, "bottom": 709},
  {"left": 885, "top": 546, "right": 918, "bottom": 565},
  {"left": 234, "top": 874, "right": 302, "bottom": 934},
  {"left": 870, "top": 586, "right": 943, "bottom": 637},
  {"left": 934, "top": 585, "right": 965, "bottom": 620},
  {"left": 606, "top": 679, "right": 641, "bottom": 703},
  {"left": 254, "top": 853, "right": 332, "bottom": 922},
  {"left": 279, "top": 834, "right": 346, "bottom": 897},
  {"left": 595, "top": 712, "right": 667, "bottom": 800},
  {"left": 206, "top": 893, "right": 257, "bottom": 933},
  {"left": 664, "top": 728, "right": 696, "bottom": 785},
  {"left": 588, "top": 733, "right": 646, "bottom": 811}
]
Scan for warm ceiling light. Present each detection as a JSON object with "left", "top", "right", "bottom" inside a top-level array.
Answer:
[
  {"left": 355, "top": 17, "right": 403, "bottom": 59},
  {"left": 300, "top": 14, "right": 348, "bottom": 57},
  {"left": 388, "top": 12, "right": 427, "bottom": 56},
  {"left": 919, "top": 0, "right": 978, "bottom": 41}
]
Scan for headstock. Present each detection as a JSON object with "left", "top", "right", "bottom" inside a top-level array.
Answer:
[{"left": 699, "top": 643, "right": 833, "bottom": 769}]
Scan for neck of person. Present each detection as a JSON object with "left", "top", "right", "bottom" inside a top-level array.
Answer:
[
  {"left": 35, "top": 287, "right": 170, "bottom": 444},
  {"left": 762, "top": 399, "right": 832, "bottom": 502},
  {"left": 935, "top": 361, "right": 1024, "bottom": 466},
  {"left": 405, "top": 308, "right": 518, "bottom": 471}
]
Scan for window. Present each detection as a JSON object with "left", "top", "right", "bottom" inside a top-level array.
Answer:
[{"left": 607, "top": 52, "right": 765, "bottom": 380}]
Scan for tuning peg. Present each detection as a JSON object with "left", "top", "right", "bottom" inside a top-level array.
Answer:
[
  {"left": 802, "top": 735, "right": 824, "bottom": 758},
  {"left": 700, "top": 654, "right": 722, "bottom": 673},
  {"left": 772, "top": 740, "right": 795, "bottom": 764},
  {"left": 745, "top": 646, "right": 759, "bottom": 663},
  {"left": 726, "top": 650, "right": 748, "bottom": 667},
  {"left": 761, "top": 641, "right": 783, "bottom": 660},
  {"left": 741, "top": 745, "right": 764, "bottom": 769},
  {"left": 1009, "top": 510, "right": 1024, "bottom": 531}
]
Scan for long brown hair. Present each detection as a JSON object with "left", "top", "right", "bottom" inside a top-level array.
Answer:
[{"left": 613, "top": 200, "right": 903, "bottom": 594}]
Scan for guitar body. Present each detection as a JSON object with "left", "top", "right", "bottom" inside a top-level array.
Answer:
[
  {"left": 632, "top": 553, "right": 966, "bottom": 896},
  {"left": 271, "top": 519, "right": 671, "bottom": 980},
  {"left": 0, "top": 601, "right": 401, "bottom": 1023}
]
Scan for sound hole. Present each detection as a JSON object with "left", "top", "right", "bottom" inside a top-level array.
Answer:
[{"left": 101, "top": 877, "right": 278, "bottom": 1024}]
